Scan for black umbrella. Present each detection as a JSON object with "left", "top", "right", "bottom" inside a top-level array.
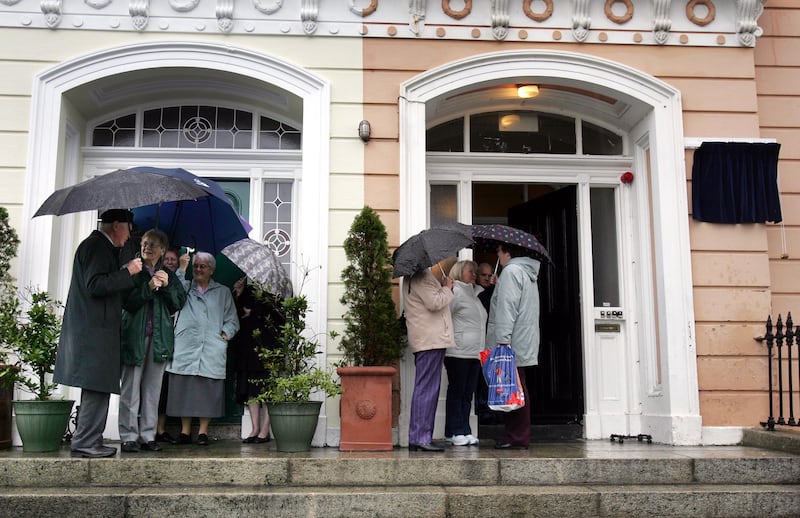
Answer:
[
  {"left": 391, "top": 226, "right": 474, "bottom": 278},
  {"left": 472, "top": 224, "right": 551, "bottom": 264},
  {"left": 33, "top": 167, "right": 209, "bottom": 217}
]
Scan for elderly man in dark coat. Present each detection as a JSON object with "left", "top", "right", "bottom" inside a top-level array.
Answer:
[{"left": 53, "top": 209, "right": 142, "bottom": 458}]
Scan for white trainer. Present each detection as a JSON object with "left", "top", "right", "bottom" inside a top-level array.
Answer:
[
  {"left": 465, "top": 434, "right": 480, "bottom": 445},
  {"left": 451, "top": 435, "right": 470, "bottom": 446}
]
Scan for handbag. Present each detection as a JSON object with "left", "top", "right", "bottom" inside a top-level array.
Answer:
[{"left": 480, "top": 345, "right": 525, "bottom": 412}]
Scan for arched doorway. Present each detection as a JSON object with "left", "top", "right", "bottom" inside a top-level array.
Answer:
[
  {"left": 20, "top": 41, "right": 332, "bottom": 443},
  {"left": 399, "top": 50, "right": 702, "bottom": 445}
]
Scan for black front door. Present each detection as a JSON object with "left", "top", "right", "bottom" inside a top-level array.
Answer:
[{"left": 508, "top": 185, "right": 583, "bottom": 425}]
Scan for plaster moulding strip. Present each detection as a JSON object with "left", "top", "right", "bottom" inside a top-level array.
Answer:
[{"left": 684, "top": 137, "right": 777, "bottom": 150}]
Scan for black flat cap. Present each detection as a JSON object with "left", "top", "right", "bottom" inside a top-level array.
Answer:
[{"left": 100, "top": 209, "right": 134, "bottom": 223}]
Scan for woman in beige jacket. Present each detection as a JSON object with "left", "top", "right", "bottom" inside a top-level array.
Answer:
[{"left": 404, "top": 258, "right": 456, "bottom": 452}]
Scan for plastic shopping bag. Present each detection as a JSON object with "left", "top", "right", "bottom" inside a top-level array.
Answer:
[{"left": 479, "top": 345, "right": 525, "bottom": 412}]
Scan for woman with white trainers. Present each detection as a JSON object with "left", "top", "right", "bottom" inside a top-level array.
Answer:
[{"left": 445, "top": 260, "right": 487, "bottom": 446}]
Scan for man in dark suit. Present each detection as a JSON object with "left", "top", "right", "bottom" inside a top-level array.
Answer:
[{"left": 54, "top": 209, "right": 142, "bottom": 458}]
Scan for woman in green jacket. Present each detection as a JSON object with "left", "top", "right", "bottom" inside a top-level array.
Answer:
[{"left": 118, "top": 229, "right": 186, "bottom": 453}]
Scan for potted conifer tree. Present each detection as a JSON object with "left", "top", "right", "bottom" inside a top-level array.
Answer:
[{"left": 336, "top": 206, "right": 405, "bottom": 451}]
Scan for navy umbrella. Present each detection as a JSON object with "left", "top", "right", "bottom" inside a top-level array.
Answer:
[
  {"left": 130, "top": 167, "right": 251, "bottom": 255},
  {"left": 33, "top": 167, "right": 208, "bottom": 217}
]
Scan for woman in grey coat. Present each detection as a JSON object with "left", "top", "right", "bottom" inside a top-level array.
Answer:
[
  {"left": 486, "top": 243, "right": 541, "bottom": 449},
  {"left": 166, "top": 252, "right": 239, "bottom": 446}
]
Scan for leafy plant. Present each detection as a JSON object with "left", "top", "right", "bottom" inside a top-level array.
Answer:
[
  {"left": 338, "top": 206, "right": 404, "bottom": 366},
  {"left": 0, "top": 288, "right": 63, "bottom": 400},
  {"left": 251, "top": 268, "right": 340, "bottom": 404},
  {"left": 0, "top": 207, "right": 19, "bottom": 288}
]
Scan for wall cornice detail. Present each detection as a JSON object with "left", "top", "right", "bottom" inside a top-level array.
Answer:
[{"left": 0, "top": 0, "right": 768, "bottom": 47}]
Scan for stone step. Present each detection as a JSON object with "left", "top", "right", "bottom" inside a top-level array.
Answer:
[
  {"left": 2, "top": 484, "right": 799, "bottom": 517},
  {"left": 1, "top": 453, "right": 799, "bottom": 487}
]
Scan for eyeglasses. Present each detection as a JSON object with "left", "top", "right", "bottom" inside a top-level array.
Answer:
[{"left": 141, "top": 241, "right": 163, "bottom": 249}]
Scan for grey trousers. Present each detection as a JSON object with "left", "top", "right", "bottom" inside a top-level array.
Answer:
[
  {"left": 71, "top": 389, "right": 110, "bottom": 450},
  {"left": 118, "top": 336, "right": 166, "bottom": 443}
]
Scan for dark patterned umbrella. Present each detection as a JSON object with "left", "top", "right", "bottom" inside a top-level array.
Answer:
[
  {"left": 392, "top": 226, "right": 474, "bottom": 278},
  {"left": 472, "top": 224, "right": 551, "bottom": 264}
]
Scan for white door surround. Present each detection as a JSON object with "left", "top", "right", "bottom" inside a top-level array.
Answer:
[
  {"left": 399, "top": 50, "right": 701, "bottom": 445},
  {"left": 19, "top": 41, "right": 332, "bottom": 445}
]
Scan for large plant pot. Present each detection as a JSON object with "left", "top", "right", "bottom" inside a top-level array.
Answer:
[
  {"left": 0, "top": 384, "right": 12, "bottom": 450},
  {"left": 267, "top": 401, "right": 322, "bottom": 452},
  {"left": 337, "top": 366, "right": 396, "bottom": 451},
  {"left": 13, "top": 399, "right": 75, "bottom": 452}
]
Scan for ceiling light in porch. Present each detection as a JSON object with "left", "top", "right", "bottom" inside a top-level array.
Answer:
[{"left": 517, "top": 84, "right": 540, "bottom": 98}]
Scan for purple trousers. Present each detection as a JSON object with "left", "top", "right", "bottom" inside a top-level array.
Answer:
[{"left": 408, "top": 348, "right": 446, "bottom": 444}]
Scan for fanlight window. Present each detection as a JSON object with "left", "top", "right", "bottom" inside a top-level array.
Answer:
[
  {"left": 427, "top": 111, "right": 623, "bottom": 156},
  {"left": 91, "top": 105, "right": 301, "bottom": 150}
]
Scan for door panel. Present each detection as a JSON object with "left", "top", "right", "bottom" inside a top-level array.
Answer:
[{"left": 508, "top": 186, "right": 583, "bottom": 424}]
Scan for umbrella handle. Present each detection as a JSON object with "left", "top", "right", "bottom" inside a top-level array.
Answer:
[{"left": 494, "top": 257, "right": 500, "bottom": 275}]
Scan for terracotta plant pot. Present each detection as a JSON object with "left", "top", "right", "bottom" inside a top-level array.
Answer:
[{"left": 337, "top": 366, "right": 396, "bottom": 451}]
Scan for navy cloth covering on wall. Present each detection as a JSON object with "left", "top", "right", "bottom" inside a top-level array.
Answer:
[{"left": 691, "top": 142, "right": 782, "bottom": 224}]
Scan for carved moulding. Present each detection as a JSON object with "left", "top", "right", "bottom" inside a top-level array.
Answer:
[
  {"left": 217, "top": 0, "right": 234, "bottom": 32},
  {"left": 686, "top": 0, "right": 715, "bottom": 27},
  {"left": 736, "top": 0, "right": 764, "bottom": 47},
  {"left": 491, "top": 0, "right": 509, "bottom": 40},
  {"left": 84, "top": 0, "right": 112, "bottom": 8},
  {"left": 0, "top": 0, "right": 22, "bottom": 5},
  {"left": 169, "top": 0, "right": 199, "bottom": 12},
  {"left": 572, "top": 0, "right": 591, "bottom": 42},
  {"left": 442, "top": 0, "right": 471, "bottom": 20},
  {"left": 349, "top": 0, "right": 378, "bottom": 17},
  {"left": 301, "top": 0, "right": 319, "bottom": 34},
  {"left": 652, "top": 0, "right": 672, "bottom": 45},
  {"left": 41, "top": 0, "right": 62, "bottom": 28},
  {"left": 254, "top": 0, "right": 283, "bottom": 15},
  {"left": 523, "top": 0, "right": 552, "bottom": 23},
  {"left": 604, "top": 0, "right": 633, "bottom": 25},
  {"left": 130, "top": 0, "right": 149, "bottom": 31},
  {"left": 409, "top": 0, "right": 426, "bottom": 35}
]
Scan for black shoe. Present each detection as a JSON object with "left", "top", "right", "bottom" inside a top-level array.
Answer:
[
  {"left": 409, "top": 443, "right": 444, "bottom": 452},
  {"left": 121, "top": 441, "right": 140, "bottom": 453},
  {"left": 71, "top": 446, "right": 116, "bottom": 458},
  {"left": 156, "top": 432, "right": 178, "bottom": 445},
  {"left": 139, "top": 441, "right": 162, "bottom": 452},
  {"left": 242, "top": 436, "right": 258, "bottom": 444},
  {"left": 196, "top": 433, "right": 209, "bottom": 446},
  {"left": 494, "top": 442, "right": 528, "bottom": 450},
  {"left": 176, "top": 433, "right": 192, "bottom": 445},
  {"left": 254, "top": 435, "right": 271, "bottom": 443}
]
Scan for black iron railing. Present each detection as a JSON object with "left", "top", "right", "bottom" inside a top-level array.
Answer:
[{"left": 757, "top": 313, "right": 800, "bottom": 430}]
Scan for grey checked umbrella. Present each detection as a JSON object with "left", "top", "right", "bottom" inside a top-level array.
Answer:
[
  {"left": 391, "top": 226, "right": 474, "bottom": 278},
  {"left": 33, "top": 167, "right": 209, "bottom": 217},
  {"left": 220, "top": 238, "right": 293, "bottom": 297}
]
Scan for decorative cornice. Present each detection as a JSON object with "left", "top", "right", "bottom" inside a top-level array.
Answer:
[
  {"left": 491, "top": 0, "right": 509, "bottom": 41},
  {"left": 129, "top": 0, "right": 149, "bottom": 31},
  {"left": 216, "top": 0, "right": 233, "bottom": 33},
  {"left": 652, "top": 0, "right": 672, "bottom": 45},
  {"left": 40, "top": 0, "right": 61, "bottom": 28},
  {"left": 409, "top": 0, "right": 426, "bottom": 35},
  {"left": 736, "top": 0, "right": 764, "bottom": 47},
  {"left": 301, "top": 0, "right": 319, "bottom": 34},
  {"left": 572, "top": 0, "right": 591, "bottom": 43},
  {"left": 0, "top": 0, "right": 769, "bottom": 48}
]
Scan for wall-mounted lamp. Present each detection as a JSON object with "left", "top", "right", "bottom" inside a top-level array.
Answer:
[
  {"left": 517, "top": 84, "right": 540, "bottom": 99},
  {"left": 358, "top": 120, "right": 371, "bottom": 142}
]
